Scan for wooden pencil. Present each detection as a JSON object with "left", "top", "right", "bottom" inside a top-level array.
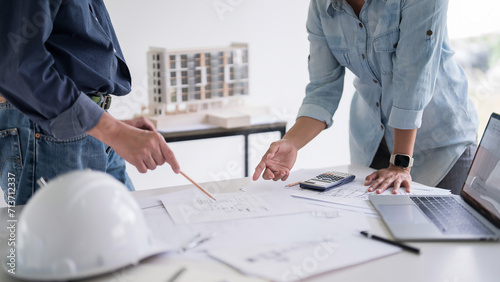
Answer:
[{"left": 180, "top": 171, "right": 217, "bottom": 201}]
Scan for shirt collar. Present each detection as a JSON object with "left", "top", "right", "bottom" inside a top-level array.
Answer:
[
  {"left": 328, "top": 0, "right": 375, "bottom": 13},
  {"left": 329, "top": 0, "right": 344, "bottom": 12}
]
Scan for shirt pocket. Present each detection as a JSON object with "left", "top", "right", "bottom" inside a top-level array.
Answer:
[
  {"left": 373, "top": 29, "right": 400, "bottom": 75},
  {"left": 329, "top": 47, "right": 350, "bottom": 67},
  {"left": 87, "top": 3, "right": 112, "bottom": 42},
  {"left": 324, "top": 33, "right": 351, "bottom": 67}
]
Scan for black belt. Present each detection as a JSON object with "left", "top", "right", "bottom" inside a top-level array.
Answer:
[{"left": 87, "top": 91, "right": 112, "bottom": 110}]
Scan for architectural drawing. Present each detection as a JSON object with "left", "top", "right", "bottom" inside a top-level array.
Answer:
[{"left": 147, "top": 43, "right": 249, "bottom": 115}]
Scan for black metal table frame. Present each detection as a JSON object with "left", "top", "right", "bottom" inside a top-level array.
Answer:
[{"left": 161, "top": 121, "right": 287, "bottom": 177}]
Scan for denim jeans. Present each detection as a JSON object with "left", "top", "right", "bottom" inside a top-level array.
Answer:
[{"left": 0, "top": 99, "right": 134, "bottom": 206}]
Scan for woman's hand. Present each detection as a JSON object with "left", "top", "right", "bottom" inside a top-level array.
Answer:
[
  {"left": 365, "top": 165, "right": 412, "bottom": 194},
  {"left": 252, "top": 116, "right": 326, "bottom": 182},
  {"left": 252, "top": 139, "right": 298, "bottom": 181},
  {"left": 367, "top": 128, "right": 417, "bottom": 194}
]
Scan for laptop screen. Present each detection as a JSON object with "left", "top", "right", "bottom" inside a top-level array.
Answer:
[{"left": 462, "top": 113, "right": 500, "bottom": 228}]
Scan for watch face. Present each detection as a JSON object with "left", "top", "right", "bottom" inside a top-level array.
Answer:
[{"left": 394, "top": 154, "right": 411, "bottom": 167}]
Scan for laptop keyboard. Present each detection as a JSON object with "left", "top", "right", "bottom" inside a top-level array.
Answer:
[{"left": 410, "top": 196, "right": 494, "bottom": 235}]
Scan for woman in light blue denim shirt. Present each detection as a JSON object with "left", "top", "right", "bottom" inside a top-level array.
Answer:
[{"left": 253, "top": 0, "right": 479, "bottom": 195}]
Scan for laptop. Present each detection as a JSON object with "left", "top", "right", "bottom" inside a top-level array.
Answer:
[{"left": 370, "top": 113, "right": 500, "bottom": 241}]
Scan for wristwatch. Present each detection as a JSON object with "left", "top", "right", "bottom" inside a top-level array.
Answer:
[{"left": 390, "top": 153, "right": 414, "bottom": 169}]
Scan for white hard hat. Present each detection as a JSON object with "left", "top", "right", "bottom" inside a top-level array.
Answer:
[{"left": 5, "top": 170, "right": 170, "bottom": 281}]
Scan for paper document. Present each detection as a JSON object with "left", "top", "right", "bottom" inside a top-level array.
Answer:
[
  {"left": 160, "top": 189, "right": 306, "bottom": 224},
  {"left": 288, "top": 177, "right": 449, "bottom": 200},
  {"left": 277, "top": 168, "right": 450, "bottom": 213},
  {"left": 239, "top": 167, "right": 450, "bottom": 215},
  {"left": 209, "top": 231, "right": 401, "bottom": 282},
  {"left": 138, "top": 193, "right": 369, "bottom": 252}
]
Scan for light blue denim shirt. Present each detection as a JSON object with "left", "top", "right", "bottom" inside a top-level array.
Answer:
[{"left": 298, "top": 0, "right": 479, "bottom": 186}]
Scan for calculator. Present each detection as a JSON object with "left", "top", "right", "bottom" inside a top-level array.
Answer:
[{"left": 299, "top": 171, "right": 355, "bottom": 191}]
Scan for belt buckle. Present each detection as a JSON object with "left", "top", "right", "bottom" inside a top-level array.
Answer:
[
  {"left": 102, "top": 94, "right": 112, "bottom": 110},
  {"left": 88, "top": 91, "right": 112, "bottom": 110}
]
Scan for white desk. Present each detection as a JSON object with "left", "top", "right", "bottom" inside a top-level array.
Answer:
[{"left": 1, "top": 164, "right": 499, "bottom": 281}]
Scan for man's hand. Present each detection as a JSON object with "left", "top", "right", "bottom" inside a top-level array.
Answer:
[
  {"left": 253, "top": 139, "right": 298, "bottom": 181},
  {"left": 87, "top": 113, "right": 180, "bottom": 173},
  {"left": 121, "top": 116, "right": 156, "bottom": 131},
  {"left": 365, "top": 165, "right": 412, "bottom": 194}
]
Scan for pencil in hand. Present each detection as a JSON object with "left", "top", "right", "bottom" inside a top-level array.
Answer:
[
  {"left": 179, "top": 171, "right": 216, "bottom": 201},
  {"left": 285, "top": 181, "right": 300, "bottom": 187}
]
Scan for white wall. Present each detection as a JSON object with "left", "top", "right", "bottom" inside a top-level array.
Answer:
[
  {"left": 105, "top": 0, "right": 500, "bottom": 190},
  {"left": 104, "top": 0, "right": 355, "bottom": 190},
  {"left": 2, "top": 1, "right": 498, "bottom": 207},
  {"left": 447, "top": 0, "right": 500, "bottom": 39}
]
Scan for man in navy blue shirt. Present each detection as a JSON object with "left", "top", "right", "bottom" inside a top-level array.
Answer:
[{"left": 0, "top": 0, "right": 180, "bottom": 205}]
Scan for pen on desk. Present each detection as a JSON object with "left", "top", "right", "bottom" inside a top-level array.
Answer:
[
  {"left": 167, "top": 267, "right": 186, "bottom": 282},
  {"left": 285, "top": 181, "right": 300, "bottom": 187},
  {"left": 185, "top": 235, "right": 212, "bottom": 251},
  {"left": 360, "top": 231, "right": 420, "bottom": 255},
  {"left": 180, "top": 170, "right": 217, "bottom": 201},
  {"left": 180, "top": 233, "right": 214, "bottom": 253}
]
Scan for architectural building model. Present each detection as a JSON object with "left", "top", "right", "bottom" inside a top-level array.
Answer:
[{"left": 147, "top": 43, "right": 249, "bottom": 115}]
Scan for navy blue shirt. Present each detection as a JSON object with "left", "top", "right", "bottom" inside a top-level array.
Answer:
[{"left": 0, "top": 0, "right": 131, "bottom": 139}]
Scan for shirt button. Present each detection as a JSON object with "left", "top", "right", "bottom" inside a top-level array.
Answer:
[
  {"left": 113, "top": 48, "right": 117, "bottom": 53},
  {"left": 373, "top": 79, "right": 378, "bottom": 84},
  {"left": 393, "top": 43, "right": 398, "bottom": 48},
  {"left": 427, "top": 30, "right": 433, "bottom": 36},
  {"left": 380, "top": 125, "right": 384, "bottom": 130},
  {"left": 362, "top": 54, "right": 365, "bottom": 59},
  {"left": 376, "top": 102, "right": 379, "bottom": 107},
  {"left": 359, "top": 23, "right": 363, "bottom": 28}
]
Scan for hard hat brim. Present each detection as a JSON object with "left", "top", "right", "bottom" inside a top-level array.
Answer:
[{"left": 4, "top": 239, "right": 171, "bottom": 281}]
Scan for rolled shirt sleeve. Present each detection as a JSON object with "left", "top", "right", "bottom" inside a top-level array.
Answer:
[
  {"left": 387, "top": 0, "right": 448, "bottom": 129},
  {"left": 49, "top": 93, "right": 104, "bottom": 140},
  {"left": 297, "top": 0, "right": 346, "bottom": 129}
]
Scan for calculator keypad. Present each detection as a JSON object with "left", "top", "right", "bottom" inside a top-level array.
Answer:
[
  {"left": 299, "top": 171, "right": 355, "bottom": 191},
  {"left": 315, "top": 172, "right": 351, "bottom": 182}
]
